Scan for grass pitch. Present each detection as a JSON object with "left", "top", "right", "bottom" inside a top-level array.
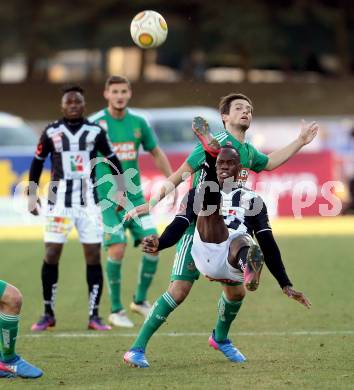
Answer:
[{"left": 1, "top": 235, "right": 354, "bottom": 389}]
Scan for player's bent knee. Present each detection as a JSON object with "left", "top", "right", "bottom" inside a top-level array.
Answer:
[
  {"left": 223, "top": 285, "right": 246, "bottom": 302},
  {"left": 108, "top": 244, "right": 126, "bottom": 261},
  {"left": 2, "top": 284, "right": 22, "bottom": 314},
  {"left": 229, "top": 234, "right": 253, "bottom": 256},
  {"left": 168, "top": 281, "right": 193, "bottom": 304}
]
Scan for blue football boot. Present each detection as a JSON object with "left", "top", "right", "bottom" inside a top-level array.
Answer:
[
  {"left": 208, "top": 330, "right": 246, "bottom": 363},
  {"left": 124, "top": 349, "right": 150, "bottom": 368}
]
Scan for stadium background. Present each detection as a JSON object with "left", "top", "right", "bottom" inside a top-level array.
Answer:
[{"left": 0, "top": 1, "right": 354, "bottom": 388}]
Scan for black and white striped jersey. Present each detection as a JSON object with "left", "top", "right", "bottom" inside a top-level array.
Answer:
[
  {"left": 34, "top": 118, "right": 116, "bottom": 207},
  {"left": 177, "top": 186, "right": 271, "bottom": 236}
]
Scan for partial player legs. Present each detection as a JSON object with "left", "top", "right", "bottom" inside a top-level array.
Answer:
[
  {"left": 209, "top": 284, "right": 246, "bottom": 363},
  {"left": 124, "top": 280, "right": 193, "bottom": 368},
  {"left": 0, "top": 281, "right": 43, "bottom": 378},
  {"left": 83, "top": 243, "right": 111, "bottom": 331},
  {"left": 130, "top": 252, "right": 159, "bottom": 317},
  {"left": 31, "top": 242, "right": 62, "bottom": 332},
  {"left": 106, "top": 243, "right": 134, "bottom": 328},
  {"left": 228, "top": 235, "right": 264, "bottom": 292}
]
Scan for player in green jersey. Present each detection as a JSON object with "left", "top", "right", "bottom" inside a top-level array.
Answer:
[
  {"left": 89, "top": 76, "right": 174, "bottom": 328},
  {"left": 0, "top": 280, "right": 42, "bottom": 378},
  {"left": 124, "top": 93, "right": 318, "bottom": 366}
]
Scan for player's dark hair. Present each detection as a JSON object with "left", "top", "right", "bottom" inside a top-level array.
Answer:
[
  {"left": 219, "top": 93, "right": 253, "bottom": 116},
  {"left": 61, "top": 85, "right": 84, "bottom": 96},
  {"left": 105, "top": 75, "right": 131, "bottom": 90}
]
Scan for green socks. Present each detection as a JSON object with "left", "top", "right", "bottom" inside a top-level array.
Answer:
[
  {"left": 106, "top": 257, "right": 123, "bottom": 313},
  {"left": 106, "top": 253, "right": 158, "bottom": 312},
  {"left": 134, "top": 254, "right": 159, "bottom": 303},
  {"left": 0, "top": 312, "right": 19, "bottom": 362},
  {"left": 214, "top": 293, "right": 243, "bottom": 343},
  {"left": 131, "top": 292, "right": 177, "bottom": 350}
]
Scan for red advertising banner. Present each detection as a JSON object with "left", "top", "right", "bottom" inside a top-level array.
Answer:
[{"left": 139, "top": 150, "right": 342, "bottom": 218}]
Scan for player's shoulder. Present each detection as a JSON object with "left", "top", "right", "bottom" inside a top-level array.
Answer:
[
  {"left": 88, "top": 109, "right": 106, "bottom": 123},
  {"left": 239, "top": 187, "right": 266, "bottom": 211},
  {"left": 214, "top": 130, "right": 229, "bottom": 143},
  {"left": 44, "top": 119, "right": 63, "bottom": 136},
  {"left": 83, "top": 118, "right": 104, "bottom": 133},
  {"left": 239, "top": 186, "right": 263, "bottom": 200},
  {"left": 230, "top": 186, "right": 263, "bottom": 202},
  {"left": 127, "top": 109, "right": 150, "bottom": 126}
]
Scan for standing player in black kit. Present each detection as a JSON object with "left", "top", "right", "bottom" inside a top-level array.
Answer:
[{"left": 28, "top": 86, "right": 125, "bottom": 331}]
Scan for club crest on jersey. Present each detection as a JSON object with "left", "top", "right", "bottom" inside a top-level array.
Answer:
[
  {"left": 134, "top": 128, "right": 142, "bottom": 139},
  {"left": 70, "top": 155, "right": 84, "bottom": 172},
  {"left": 99, "top": 120, "right": 108, "bottom": 131}
]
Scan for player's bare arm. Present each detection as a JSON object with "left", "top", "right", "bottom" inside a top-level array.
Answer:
[
  {"left": 149, "top": 146, "right": 173, "bottom": 177},
  {"left": 265, "top": 120, "right": 319, "bottom": 171},
  {"left": 149, "top": 146, "right": 177, "bottom": 206},
  {"left": 125, "top": 161, "right": 194, "bottom": 220},
  {"left": 27, "top": 136, "right": 48, "bottom": 216}
]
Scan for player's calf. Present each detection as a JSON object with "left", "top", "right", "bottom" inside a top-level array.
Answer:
[{"left": 244, "top": 243, "right": 264, "bottom": 292}]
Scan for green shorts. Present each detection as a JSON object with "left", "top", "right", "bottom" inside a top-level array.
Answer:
[
  {"left": 171, "top": 233, "right": 200, "bottom": 282},
  {"left": 170, "top": 233, "right": 243, "bottom": 287},
  {"left": 0, "top": 280, "right": 8, "bottom": 299},
  {"left": 101, "top": 197, "right": 157, "bottom": 249}
]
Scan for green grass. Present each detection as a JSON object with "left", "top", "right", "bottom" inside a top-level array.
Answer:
[{"left": 1, "top": 236, "right": 354, "bottom": 389}]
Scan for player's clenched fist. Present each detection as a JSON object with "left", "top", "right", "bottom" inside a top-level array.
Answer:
[{"left": 142, "top": 235, "right": 159, "bottom": 254}]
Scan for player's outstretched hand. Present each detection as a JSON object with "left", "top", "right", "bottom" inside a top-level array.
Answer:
[
  {"left": 142, "top": 234, "right": 159, "bottom": 254},
  {"left": 282, "top": 286, "right": 311, "bottom": 309},
  {"left": 298, "top": 120, "right": 319, "bottom": 146},
  {"left": 124, "top": 202, "right": 150, "bottom": 221}
]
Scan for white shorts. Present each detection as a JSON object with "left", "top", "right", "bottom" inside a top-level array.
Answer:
[
  {"left": 191, "top": 228, "right": 245, "bottom": 283},
  {"left": 44, "top": 203, "right": 103, "bottom": 244}
]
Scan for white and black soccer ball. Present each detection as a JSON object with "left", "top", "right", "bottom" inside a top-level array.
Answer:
[{"left": 130, "top": 10, "right": 168, "bottom": 49}]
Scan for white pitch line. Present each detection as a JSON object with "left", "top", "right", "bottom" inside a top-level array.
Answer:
[{"left": 22, "top": 330, "right": 354, "bottom": 338}]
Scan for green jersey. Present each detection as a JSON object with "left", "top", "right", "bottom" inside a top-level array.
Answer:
[
  {"left": 89, "top": 108, "right": 158, "bottom": 201},
  {"left": 183, "top": 130, "right": 269, "bottom": 233}
]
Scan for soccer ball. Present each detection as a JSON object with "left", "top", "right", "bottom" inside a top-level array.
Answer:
[{"left": 130, "top": 10, "right": 168, "bottom": 49}]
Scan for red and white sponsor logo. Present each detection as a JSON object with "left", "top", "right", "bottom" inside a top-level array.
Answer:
[{"left": 113, "top": 142, "right": 137, "bottom": 161}]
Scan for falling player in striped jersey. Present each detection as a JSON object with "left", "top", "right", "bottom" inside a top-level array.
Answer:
[
  {"left": 124, "top": 120, "right": 311, "bottom": 368},
  {"left": 28, "top": 85, "right": 125, "bottom": 331}
]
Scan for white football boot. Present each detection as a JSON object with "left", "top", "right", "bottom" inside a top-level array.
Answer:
[
  {"left": 130, "top": 301, "right": 152, "bottom": 318},
  {"left": 108, "top": 310, "right": 134, "bottom": 328}
]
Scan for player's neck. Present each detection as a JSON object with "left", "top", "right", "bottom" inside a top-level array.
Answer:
[
  {"left": 108, "top": 106, "right": 126, "bottom": 119},
  {"left": 226, "top": 126, "right": 246, "bottom": 143},
  {"left": 63, "top": 117, "right": 84, "bottom": 125}
]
